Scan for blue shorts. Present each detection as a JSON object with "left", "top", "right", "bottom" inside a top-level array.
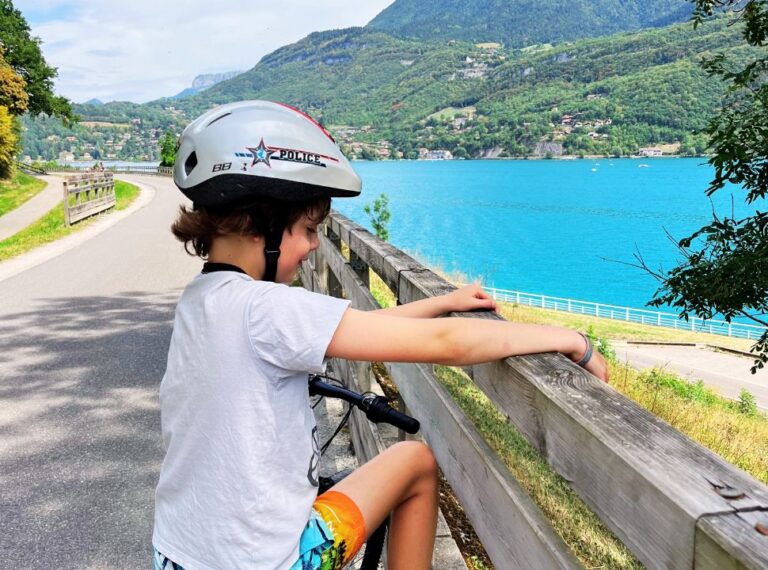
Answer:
[{"left": 153, "top": 490, "right": 366, "bottom": 570}]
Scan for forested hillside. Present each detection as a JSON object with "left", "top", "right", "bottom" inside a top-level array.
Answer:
[
  {"left": 366, "top": 0, "right": 693, "bottom": 47},
  {"left": 22, "top": 13, "right": 751, "bottom": 160}
]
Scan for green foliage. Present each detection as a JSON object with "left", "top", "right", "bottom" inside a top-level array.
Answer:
[
  {"left": 0, "top": 48, "right": 27, "bottom": 114},
  {"left": 641, "top": 368, "right": 718, "bottom": 405},
  {"left": 368, "top": 0, "right": 693, "bottom": 47},
  {"left": 738, "top": 388, "right": 758, "bottom": 417},
  {"left": 648, "top": 1, "right": 768, "bottom": 372},
  {"left": 159, "top": 131, "right": 177, "bottom": 167},
  {"left": 363, "top": 193, "right": 391, "bottom": 241},
  {"left": 0, "top": 105, "right": 17, "bottom": 177},
  {"left": 0, "top": 0, "right": 72, "bottom": 120},
  {"left": 585, "top": 325, "right": 617, "bottom": 362}
]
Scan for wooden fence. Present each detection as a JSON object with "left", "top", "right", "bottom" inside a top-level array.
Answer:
[
  {"left": 299, "top": 210, "right": 768, "bottom": 570},
  {"left": 62, "top": 172, "right": 115, "bottom": 226}
]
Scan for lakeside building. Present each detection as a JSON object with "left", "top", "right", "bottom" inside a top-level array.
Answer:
[
  {"left": 639, "top": 147, "right": 663, "bottom": 157},
  {"left": 419, "top": 149, "right": 454, "bottom": 160}
]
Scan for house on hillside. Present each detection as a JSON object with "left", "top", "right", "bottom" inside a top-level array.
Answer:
[
  {"left": 419, "top": 149, "right": 453, "bottom": 160},
  {"left": 639, "top": 147, "right": 663, "bottom": 157}
]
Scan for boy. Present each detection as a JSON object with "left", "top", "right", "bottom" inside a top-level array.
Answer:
[{"left": 153, "top": 101, "right": 608, "bottom": 570}]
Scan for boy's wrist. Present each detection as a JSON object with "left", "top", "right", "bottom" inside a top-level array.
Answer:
[{"left": 564, "top": 330, "right": 589, "bottom": 362}]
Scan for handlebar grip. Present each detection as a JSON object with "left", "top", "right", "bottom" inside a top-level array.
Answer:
[
  {"left": 382, "top": 407, "right": 421, "bottom": 434},
  {"left": 365, "top": 397, "right": 420, "bottom": 434}
]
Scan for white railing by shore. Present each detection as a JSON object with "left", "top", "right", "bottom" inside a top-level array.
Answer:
[
  {"left": 486, "top": 287, "right": 767, "bottom": 341},
  {"left": 44, "top": 165, "right": 173, "bottom": 176}
]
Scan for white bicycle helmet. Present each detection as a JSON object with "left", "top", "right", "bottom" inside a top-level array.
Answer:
[
  {"left": 173, "top": 101, "right": 362, "bottom": 281},
  {"left": 174, "top": 100, "right": 361, "bottom": 206}
]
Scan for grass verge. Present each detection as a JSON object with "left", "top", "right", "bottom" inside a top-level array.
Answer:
[
  {"left": 0, "top": 171, "right": 47, "bottom": 217},
  {"left": 0, "top": 179, "right": 140, "bottom": 262}
]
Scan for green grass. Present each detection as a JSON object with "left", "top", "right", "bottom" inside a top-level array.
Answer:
[
  {"left": 0, "top": 171, "right": 47, "bottom": 217},
  {"left": 0, "top": 179, "right": 140, "bottom": 261}
]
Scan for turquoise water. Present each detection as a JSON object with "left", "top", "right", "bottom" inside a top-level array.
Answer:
[{"left": 333, "top": 158, "right": 760, "bottom": 312}]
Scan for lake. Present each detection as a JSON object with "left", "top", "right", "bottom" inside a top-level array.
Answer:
[{"left": 333, "top": 158, "right": 761, "bottom": 313}]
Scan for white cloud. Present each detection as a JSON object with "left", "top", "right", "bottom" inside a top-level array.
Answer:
[{"left": 15, "top": 0, "right": 394, "bottom": 103}]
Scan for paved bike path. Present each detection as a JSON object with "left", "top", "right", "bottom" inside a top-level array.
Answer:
[
  {"left": 0, "top": 175, "right": 64, "bottom": 241},
  {"left": 0, "top": 175, "right": 200, "bottom": 568},
  {"left": 615, "top": 342, "right": 768, "bottom": 411}
]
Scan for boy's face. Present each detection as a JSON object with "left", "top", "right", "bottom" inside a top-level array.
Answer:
[{"left": 275, "top": 212, "right": 322, "bottom": 283}]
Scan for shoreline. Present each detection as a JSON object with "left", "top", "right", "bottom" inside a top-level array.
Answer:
[{"left": 351, "top": 154, "right": 711, "bottom": 162}]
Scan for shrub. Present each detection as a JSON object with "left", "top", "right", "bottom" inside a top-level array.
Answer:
[
  {"left": 738, "top": 388, "right": 758, "bottom": 417},
  {"left": 0, "top": 105, "right": 18, "bottom": 178}
]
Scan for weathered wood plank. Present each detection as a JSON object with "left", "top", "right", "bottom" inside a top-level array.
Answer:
[
  {"left": 386, "top": 361, "right": 581, "bottom": 569},
  {"left": 328, "top": 212, "right": 425, "bottom": 297},
  {"left": 62, "top": 173, "right": 115, "bottom": 226},
  {"left": 321, "top": 210, "right": 768, "bottom": 569},
  {"left": 695, "top": 509, "right": 768, "bottom": 569},
  {"left": 317, "top": 233, "right": 380, "bottom": 313},
  {"left": 465, "top": 350, "right": 768, "bottom": 568}
]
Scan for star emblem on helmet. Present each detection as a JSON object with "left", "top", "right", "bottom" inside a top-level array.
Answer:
[{"left": 246, "top": 138, "right": 276, "bottom": 168}]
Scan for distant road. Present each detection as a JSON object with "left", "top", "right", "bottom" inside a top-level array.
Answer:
[
  {"left": 0, "top": 175, "right": 199, "bottom": 568},
  {"left": 615, "top": 343, "right": 768, "bottom": 411},
  {"left": 0, "top": 175, "right": 63, "bottom": 241}
]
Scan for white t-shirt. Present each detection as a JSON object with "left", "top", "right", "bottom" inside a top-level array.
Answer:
[{"left": 152, "top": 271, "right": 350, "bottom": 570}]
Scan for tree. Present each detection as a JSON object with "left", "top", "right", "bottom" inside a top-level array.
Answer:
[
  {"left": 363, "top": 193, "right": 391, "bottom": 241},
  {"left": 159, "top": 131, "right": 177, "bottom": 167},
  {"left": 0, "top": 47, "right": 24, "bottom": 176},
  {"left": 0, "top": 105, "right": 16, "bottom": 177},
  {"left": 0, "top": 0, "right": 72, "bottom": 120},
  {"left": 0, "top": 47, "right": 27, "bottom": 114},
  {"left": 645, "top": 1, "right": 768, "bottom": 371}
]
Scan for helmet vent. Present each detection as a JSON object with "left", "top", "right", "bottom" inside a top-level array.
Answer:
[
  {"left": 206, "top": 112, "right": 231, "bottom": 127},
  {"left": 184, "top": 151, "right": 198, "bottom": 176}
]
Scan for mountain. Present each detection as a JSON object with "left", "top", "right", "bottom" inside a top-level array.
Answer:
[
  {"left": 366, "top": 0, "right": 693, "bottom": 47},
  {"left": 171, "top": 71, "right": 243, "bottom": 99},
  {"left": 23, "top": 5, "right": 753, "bottom": 160},
  {"left": 168, "top": 15, "right": 745, "bottom": 157},
  {"left": 83, "top": 98, "right": 104, "bottom": 105}
]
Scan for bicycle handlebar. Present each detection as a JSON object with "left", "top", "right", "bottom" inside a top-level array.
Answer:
[{"left": 309, "top": 375, "right": 420, "bottom": 434}]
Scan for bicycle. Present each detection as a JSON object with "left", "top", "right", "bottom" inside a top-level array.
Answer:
[{"left": 309, "top": 373, "right": 420, "bottom": 570}]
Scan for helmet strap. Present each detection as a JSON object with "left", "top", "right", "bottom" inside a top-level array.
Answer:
[{"left": 262, "top": 223, "right": 284, "bottom": 282}]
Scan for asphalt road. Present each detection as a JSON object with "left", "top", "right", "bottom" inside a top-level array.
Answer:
[
  {"left": 0, "top": 175, "right": 199, "bottom": 569},
  {"left": 615, "top": 343, "right": 768, "bottom": 411}
]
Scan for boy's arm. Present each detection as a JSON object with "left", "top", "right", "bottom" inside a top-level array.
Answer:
[
  {"left": 374, "top": 283, "right": 497, "bottom": 318},
  {"left": 327, "top": 307, "right": 609, "bottom": 381}
]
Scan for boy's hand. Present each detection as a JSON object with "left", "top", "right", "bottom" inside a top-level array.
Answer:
[
  {"left": 445, "top": 284, "right": 497, "bottom": 313},
  {"left": 582, "top": 350, "right": 610, "bottom": 383},
  {"left": 568, "top": 333, "right": 610, "bottom": 383}
]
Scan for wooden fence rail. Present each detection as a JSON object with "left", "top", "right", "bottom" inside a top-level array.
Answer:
[
  {"left": 301, "top": 210, "right": 768, "bottom": 569},
  {"left": 62, "top": 172, "right": 115, "bottom": 226}
]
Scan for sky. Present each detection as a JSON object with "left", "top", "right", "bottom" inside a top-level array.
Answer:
[{"left": 15, "top": 0, "right": 395, "bottom": 104}]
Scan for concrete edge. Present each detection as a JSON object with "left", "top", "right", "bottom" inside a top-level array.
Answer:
[
  {"left": 613, "top": 340, "right": 757, "bottom": 359},
  {"left": 0, "top": 176, "right": 156, "bottom": 285}
]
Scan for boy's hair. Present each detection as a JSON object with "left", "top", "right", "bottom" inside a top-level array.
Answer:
[{"left": 171, "top": 197, "right": 331, "bottom": 258}]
